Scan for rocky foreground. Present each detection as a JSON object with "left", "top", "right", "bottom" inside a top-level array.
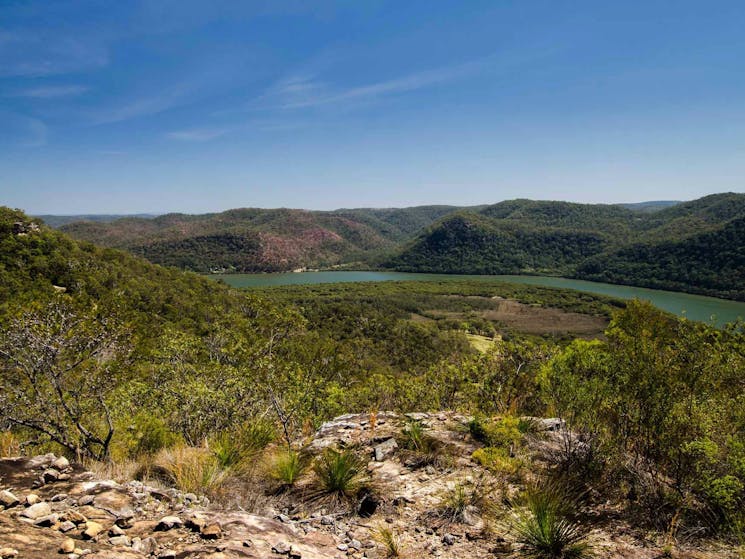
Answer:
[{"left": 0, "top": 412, "right": 739, "bottom": 559}]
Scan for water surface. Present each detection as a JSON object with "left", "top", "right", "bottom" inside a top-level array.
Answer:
[{"left": 215, "top": 271, "right": 745, "bottom": 326}]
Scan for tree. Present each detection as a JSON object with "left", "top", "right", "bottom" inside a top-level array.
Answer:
[{"left": 0, "top": 299, "right": 130, "bottom": 460}]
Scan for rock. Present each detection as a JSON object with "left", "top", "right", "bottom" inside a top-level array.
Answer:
[
  {"left": 337, "top": 544, "right": 349, "bottom": 551},
  {"left": 109, "top": 535, "right": 131, "bottom": 546},
  {"left": 442, "top": 533, "right": 456, "bottom": 545},
  {"left": 25, "top": 493, "right": 40, "bottom": 505},
  {"left": 272, "top": 541, "right": 291, "bottom": 554},
  {"left": 374, "top": 438, "right": 398, "bottom": 461},
  {"left": 0, "top": 549, "right": 18, "bottom": 558},
  {"left": 289, "top": 545, "right": 302, "bottom": 559},
  {"left": 58, "top": 520, "right": 77, "bottom": 532},
  {"left": 77, "top": 494, "right": 95, "bottom": 506},
  {"left": 52, "top": 456, "right": 71, "bottom": 470},
  {"left": 51, "top": 493, "right": 68, "bottom": 502},
  {"left": 61, "top": 509, "right": 87, "bottom": 524},
  {"left": 20, "top": 501, "right": 51, "bottom": 519},
  {"left": 109, "top": 524, "right": 125, "bottom": 536},
  {"left": 82, "top": 520, "right": 105, "bottom": 539},
  {"left": 350, "top": 539, "right": 362, "bottom": 550},
  {"left": 33, "top": 512, "right": 59, "bottom": 527},
  {"left": 0, "top": 490, "right": 20, "bottom": 508},
  {"left": 201, "top": 523, "right": 222, "bottom": 539},
  {"left": 42, "top": 468, "right": 61, "bottom": 483},
  {"left": 156, "top": 515, "right": 183, "bottom": 531},
  {"left": 158, "top": 551, "right": 176, "bottom": 559},
  {"left": 60, "top": 538, "right": 76, "bottom": 553}
]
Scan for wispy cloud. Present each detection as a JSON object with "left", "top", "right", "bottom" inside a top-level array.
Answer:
[
  {"left": 0, "top": 31, "right": 108, "bottom": 77},
  {"left": 0, "top": 112, "right": 48, "bottom": 148},
  {"left": 10, "top": 85, "right": 89, "bottom": 99},
  {"left": 259, "top": 58, "right": 487, "bottom": 111},
  {"left": 166, "top": 127, "right": 229, "bottom": 142},
  {"left": 87, "top": 86, "right": 192, "bottom": 125}
]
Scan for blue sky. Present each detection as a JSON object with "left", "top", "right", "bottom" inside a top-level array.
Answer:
[{"left": 2, "top": 0, "right": 745, "bottom": 214}]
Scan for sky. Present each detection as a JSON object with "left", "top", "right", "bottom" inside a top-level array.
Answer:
[{"left": 2, "top": 0, "right": 745, "bottom": 214}]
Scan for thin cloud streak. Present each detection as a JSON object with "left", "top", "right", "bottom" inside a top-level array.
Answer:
[
  {"left": 9, "top": 85, "right": 89, "bottom": 99},
  {"left": 259, "top": 57, "right": 489, "bottom": 111},
  {"left": 166, "top": 128, "right": 229, "bottom": 142}
]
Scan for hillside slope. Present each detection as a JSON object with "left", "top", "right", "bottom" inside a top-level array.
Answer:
[
  {"left": 58, "top": 206, "right": 465, "bottom": 272},
  {"left": 388, "top": 193, "right": 745, "bottom": 300}
]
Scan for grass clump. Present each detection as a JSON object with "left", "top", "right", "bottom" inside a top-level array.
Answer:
[
  {"left": 374, "top": 524, "right": 401, "bottom": 557},
  {"left": 0, "top": 431, "right": 20, "bottom": 457},
  {"left": 438, "top": 476, "right": 494, "bottom": 523},
  {"left": 211, "top": 419, "right": 276, "bottom": 471},
  {"left": 469, "top": 415, "right": 523, "bottom": 449},
  {"left": 154, "top": 445, "right": 227, "bottom": 495},
  {"left": 313, "top": 447, "right": 369, "bottom": 501},
  {"left": 398, "top": 420, "right": 447, "bottom": 469},
  {"left": 510, "top": 481, "right": 591, "bottom": 559},
  {"left": 267, "top": 449, "right": 305, "bottom": 488}
]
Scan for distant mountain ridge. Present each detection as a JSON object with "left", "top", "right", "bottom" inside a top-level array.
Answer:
[
  {"left": 43, "top": 194, "right": 745, "bottom": 300},
  {"left": 388, "top": 193, "right": 745, "bottom": 300}
]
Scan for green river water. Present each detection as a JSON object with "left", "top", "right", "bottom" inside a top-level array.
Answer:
[{"left": 215, "top": 271, "right": 745, "bottom": 327}]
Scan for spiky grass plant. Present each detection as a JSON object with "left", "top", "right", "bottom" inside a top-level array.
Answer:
[
  {"left": 155, "top": 445, "right": 227, "bottom": 496},
  {"left": 268, "top": 449, "right": 305, "bottom": 488},
  {"left": 510, "top": 481, "right": 592, "bottom": 559},
  {"left": 313, "top": 447, "right": 369, "bottom": 501},
  {"left": 374, "top": 524, "right": 401, "bottom": 557}
]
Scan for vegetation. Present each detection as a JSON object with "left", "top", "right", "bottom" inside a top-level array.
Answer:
[
  {"left": 509, "top": 481, "right": 592, "bottom": 559},
  {"left": 312, "top": 448, "right": 369, "bottom": 500},
  {"left": 1, "top": 205, "right": 743, "bottom": 551},
  {"left": 389, "top": 193, "right": 745, "bottom": 301}
]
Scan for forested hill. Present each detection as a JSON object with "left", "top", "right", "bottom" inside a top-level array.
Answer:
[
  {"left": 57, "top": 205, "right": 465, "bottom": 272},
  {"left": 387, "top": 193, "right": 745, "bottom": 301}
]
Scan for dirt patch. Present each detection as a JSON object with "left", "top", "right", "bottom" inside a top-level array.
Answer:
[{"left": 483, "top": 299, "right": 607, "bottom": 336}]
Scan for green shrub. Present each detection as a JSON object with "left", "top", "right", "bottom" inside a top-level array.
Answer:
[
  {"left": 124, "top": 413, "right": 180, "bottom": 458},
  {"left": 472, "top": 446, "right": 521, "bottom": 477},
  {"left": 211, "top": 419, "right": 277, "bottom": 471},
  {"left": 510, "top": 482, "right": 591, "bottom": 559},
  {"left": 399, "top": 420, "right": 447, "bottom": 468},
  {"left": 470, "top": 416, "right": 523, "bottom": 448},
  {"left": 313, "top": 448, "right": 369, "bottom": 500},
  {"left": 268, "top": 449, "right": 305, "bottom": 487}
]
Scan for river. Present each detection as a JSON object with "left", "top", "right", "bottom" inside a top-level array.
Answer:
[{"left": 214, "top": 271, "right": 745, "bottom": 326}]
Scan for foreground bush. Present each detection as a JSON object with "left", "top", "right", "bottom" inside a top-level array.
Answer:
[
  {"left": 267, "top": 449, "right": 305, "bottom": 488},
  {"left": 510, "top": 482, "right": 591, "bottom": 559},
  {"left": 153, "top": 445, "right": 227, "bottom": 495},
  {"left": 313, "top": 448, "right": 369, "bottom": 501}
]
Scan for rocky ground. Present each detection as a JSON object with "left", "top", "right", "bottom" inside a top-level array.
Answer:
[{"left": 0, "top": 412, "right": 740, "bottom": 559}]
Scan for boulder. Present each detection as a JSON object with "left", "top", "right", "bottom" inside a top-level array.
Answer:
[
  {"left": 82, "top": 520, "right": 105, "bottom": 539},
  {"left": 20, "top": 501, "right": 51, "bottom": 520},
  {"left": 373, "top": 438, "right": 398, "bottom": 461},
  {"left": 0, "top": 490, "right": 20, "bottom": 508},
  {"left": 156, "top": 515, "right": 183, "bottom": 531}
]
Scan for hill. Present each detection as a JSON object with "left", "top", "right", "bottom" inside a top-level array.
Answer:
[
  {"left": 57, "top": 206, "right": 465, "bottom": 272},
  {"left": 36, "top": 213, "right": 158, "bottom": 228},
  {"left": 388, "top": 193, "right": 745, "bottom": 300}
]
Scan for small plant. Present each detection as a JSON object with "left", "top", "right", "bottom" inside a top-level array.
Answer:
[
  {"left": 472, "top": 446, "right": 521, "bottom": 478},
  {"left": 210, "top": 420, "right": 277, "bottom": 471},
  {"left": 438, "top": 476, "right": 494, "bottom": 523},
  {"left": 268, "top": 449, "right": 305, "bottom": 488},
  {"left": 0, "top": 431, "right": 20, "bottom": 457},
  {"left": 374, "top": 524, "right": 401, "bottom": 558},
  {"left": 313, "top": 448, "right": 369, "bottom": 501},
  {"left": 469, "top": 416, "right": 523, "bottom": 449},
  {"left": 399, "top": 420, "right": 446, "bottom": 469},
  {"left": 509, "top": 481, "right": 591, "bottom": 559},
  {"left": 154, "top": 445, "right": 227, "bottom": 495}
]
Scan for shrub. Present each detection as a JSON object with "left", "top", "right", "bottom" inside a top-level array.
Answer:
[
  {"left": 154, "top": 445, "right": 227, "bottom": 495},
  {"left": 124, "top": 413, "right": 181, "bottom": 458},
  {"left": 473, "top": 446, "right": 521, "bottom": 478},
  {"left": 210, "top": 420, "right": 277, "bottom": 471},
  {"left": 268, "top": 449, "right": 305, "bottom": 488},
  {"left": 373, "top": 524, "right": 401, "bottom": 558},
  {"left": 398, "top": 420, "right": 447, "bottom": 468},
  {"left": 510, "top": 482, "right": 591, "bottom": 559},
  {"left": 313, "top": 448, "right": 369, "bottom": 500},
  {"left": 0, "top": 431, "right": 20, "bottom": 457},
  {"left": 469, "top": 416, "right": 523, "bottom": 449}
]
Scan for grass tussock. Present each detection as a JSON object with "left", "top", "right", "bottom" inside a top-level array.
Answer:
[
  {"left": 398, "top": 420, "right": 449, "bottom": 469},
  {"left": 0, "top": 431, "right": 20, "bottom": 458},
  {"left": 152, "top": 445, "right": 228, "bottom": 496},
  {"left": 374, "top": 524, "right": 401, "bottom": 557},
  {"left": 312, "top": 447, "right": 369, "bottom": 502},
  {"left": 266, "top": 449, "right": 305, "bottom": 489},
  {"left": 509, "top": 481, "right": 592, "bottom": 559}
]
